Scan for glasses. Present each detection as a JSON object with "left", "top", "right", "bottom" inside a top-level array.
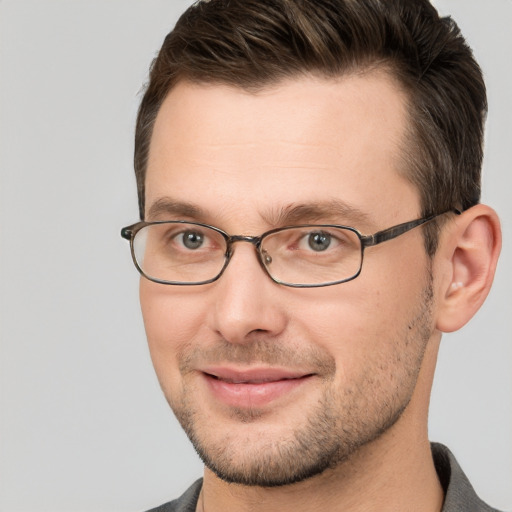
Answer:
[{"left": 121, "top": 210, "right": 459, "bottom": 288}]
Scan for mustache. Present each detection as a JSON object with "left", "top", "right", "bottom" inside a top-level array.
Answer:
[{"left": 178, "top": 337, "right": 336, "bottom": 375}]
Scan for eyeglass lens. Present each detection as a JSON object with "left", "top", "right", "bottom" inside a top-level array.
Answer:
[{"left": 132, "top": 222, "right": 363, "bottom": 286}]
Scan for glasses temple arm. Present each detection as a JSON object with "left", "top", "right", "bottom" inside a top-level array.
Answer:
[{"left": 361, "top": 209, "right": 461, "bottom": 248}]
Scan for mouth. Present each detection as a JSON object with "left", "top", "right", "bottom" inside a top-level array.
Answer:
[{"left": 199, "top": 366, "right": 315, "bottom": 408}]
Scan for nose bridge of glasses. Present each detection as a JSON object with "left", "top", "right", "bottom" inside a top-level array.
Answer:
[
  {"left": 225, "top": 234, "right": 271, "bottom": 270},
  {"left": 227, "top": 234, "right": 262, "bottom": 247}
]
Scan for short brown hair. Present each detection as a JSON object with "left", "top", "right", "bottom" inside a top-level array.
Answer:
[{"left": 134, "top": 0, "right": 487, "bottom": 254}]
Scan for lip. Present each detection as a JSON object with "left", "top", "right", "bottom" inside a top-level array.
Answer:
[{"left": 199, "top": 366, "right": 315, "bottom": 408}]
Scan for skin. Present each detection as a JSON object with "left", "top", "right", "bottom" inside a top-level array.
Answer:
[{"left": 139, "top": 72, "right": 501, "bottom": 511}]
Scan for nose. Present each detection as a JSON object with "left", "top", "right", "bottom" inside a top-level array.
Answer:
[{"left": 208, "top": 243, "right": 288, "bottom": 345}]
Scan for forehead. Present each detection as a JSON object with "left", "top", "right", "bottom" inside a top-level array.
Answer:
[{"left": 145, "top": 72, "right": 419, "bottom": 229}]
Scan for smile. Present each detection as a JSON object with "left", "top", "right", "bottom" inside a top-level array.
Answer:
[
  {"left": 199, "top": 367, "right": 315, "bottom": 408},
  {"left": 211, "top": 376, "right": 299, "bottom": 384}
]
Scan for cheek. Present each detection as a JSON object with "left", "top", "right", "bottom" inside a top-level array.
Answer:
[
  {"left": 287, "top": 254, "right": 429, "bottom": 372},
  {"left": 140, "top": 280, "right": 206, "bottom": 336},
  {"left": 139, "top": 281, "right": 208, "bottom": 385}
]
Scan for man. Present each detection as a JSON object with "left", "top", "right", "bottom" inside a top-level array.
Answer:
[{"left": 121, "top": 0, "right": 502, "bottom": 510}]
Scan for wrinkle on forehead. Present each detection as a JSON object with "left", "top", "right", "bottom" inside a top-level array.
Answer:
[{"left": 145, "top": 72, "right": 417, "bottom": 229}]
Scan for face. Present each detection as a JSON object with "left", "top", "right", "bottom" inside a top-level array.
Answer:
[{"left": 141, "top": 73, "right": 436, "bottom": 486}]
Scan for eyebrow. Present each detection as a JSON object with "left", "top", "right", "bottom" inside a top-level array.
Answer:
[
  {"left": 147, "top": 198, "right": 207, "bottom": 221},
  {"left": 263, "top": 201, "right": 373, "bottom": 228},
  {"left": 146, "top": 196, "right": 373, "bottom": 229}
]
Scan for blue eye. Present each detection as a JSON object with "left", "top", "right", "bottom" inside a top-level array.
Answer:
[
  {"left": 181, "top": 231, "right": 204, "bottom": 249},
  {"left": 308, "top": 232, "right": 331, "bottom": 251}
]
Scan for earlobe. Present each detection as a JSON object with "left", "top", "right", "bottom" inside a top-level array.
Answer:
[{"left": 435, "top": 204, "right": 502, "bottom": 333}]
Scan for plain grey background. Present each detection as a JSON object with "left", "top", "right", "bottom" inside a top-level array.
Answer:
[{"left": 0, "top": 1, "right": 510, "bottom": 511}]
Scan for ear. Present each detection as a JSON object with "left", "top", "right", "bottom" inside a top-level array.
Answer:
[{"left": 435, "top": 204, "right": 502, "bottom": 333}]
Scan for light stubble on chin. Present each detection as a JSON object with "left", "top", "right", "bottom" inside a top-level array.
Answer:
[{"left": 162, "top": 278, "right": 434, "bottom": 487}]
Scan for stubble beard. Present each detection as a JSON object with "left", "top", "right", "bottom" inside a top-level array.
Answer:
[{"left": 164, "top": 279, "right": 434, "bottom": 488}]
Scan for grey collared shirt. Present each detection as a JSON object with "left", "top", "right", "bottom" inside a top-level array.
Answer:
[{"left": 431, "top": 443, "right": 503, "bottom": 511}]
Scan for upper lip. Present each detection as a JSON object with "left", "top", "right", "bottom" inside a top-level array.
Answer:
[{"left": 200, "top": 366, "right": 314, "bottom": 384}]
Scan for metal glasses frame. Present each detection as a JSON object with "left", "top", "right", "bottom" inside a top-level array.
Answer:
[{"left": 121, "top": 209, "right": 460, "bottom": 288}]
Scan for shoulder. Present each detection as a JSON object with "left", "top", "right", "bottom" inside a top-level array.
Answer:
[
  {"left": 144, "top": 479, "right": 203, "bottom": 512},
  {"left": 432, "top": 443, "right": 503, "bottom": 512}
]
